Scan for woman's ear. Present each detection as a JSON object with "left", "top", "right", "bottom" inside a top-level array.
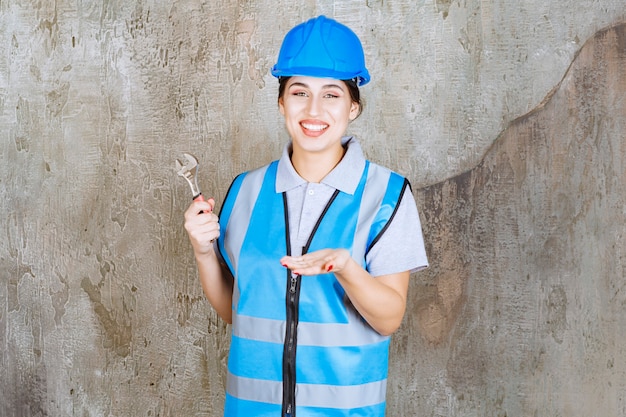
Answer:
[
  {"left": 349, "top": 102, "right": 360, "bottom": 121},
  {"left": 278, "top": 97, "right": 285, "bottom": 116}
]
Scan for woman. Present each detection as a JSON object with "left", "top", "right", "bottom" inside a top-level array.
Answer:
[{"left": 184, "top": 15, "right": 428, "bottom": 417}]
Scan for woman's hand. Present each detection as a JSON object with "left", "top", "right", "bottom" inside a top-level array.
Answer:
[
  {"left": 184, "top": 198, "right": 219, "bottom": 256},
  {"left": 280, "top": 248, "right": 351, "bottom": 275},
  {"left": 281, "top": 247, "right": 409, "bottom": 336}
]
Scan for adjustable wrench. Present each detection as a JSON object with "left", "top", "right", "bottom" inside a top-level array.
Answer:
[{"left": 175, "top": 152, "right": 206, "bottom": 202}]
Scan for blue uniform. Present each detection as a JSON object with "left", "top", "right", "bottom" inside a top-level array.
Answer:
[{"left": 217, "top": 137, "right": 428, "bottom": 416}]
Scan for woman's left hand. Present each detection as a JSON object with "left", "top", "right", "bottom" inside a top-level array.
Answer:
[
  {"left": 282, "top": 248, "right": 410, "bottom": 336},
  {"left": 280, "top": 248, "right": 351, "bottom": 275}
]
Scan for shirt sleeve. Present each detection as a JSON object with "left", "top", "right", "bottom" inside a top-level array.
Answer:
[{"left": 365, "top": 187, "right": 429, "bottom": 277}]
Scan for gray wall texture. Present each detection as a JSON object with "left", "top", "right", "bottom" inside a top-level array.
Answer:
[{"left": 1, "top": 1, "right": 625, "bottom": 416}]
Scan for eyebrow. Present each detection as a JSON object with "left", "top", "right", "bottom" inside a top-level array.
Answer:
[{"left": 288, "top": 81, "right": 345, "bottom": 91}]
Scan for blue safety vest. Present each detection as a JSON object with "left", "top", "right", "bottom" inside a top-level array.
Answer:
[{"left": 217, "top": 159, "right": 409, "bottom": 417}]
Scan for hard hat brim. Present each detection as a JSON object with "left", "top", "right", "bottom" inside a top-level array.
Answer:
[{"left": 271, "top": 66, "right": 370, "bottom": 87}]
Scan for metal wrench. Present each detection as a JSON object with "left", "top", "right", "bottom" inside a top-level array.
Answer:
[{"left": 175, "top": 152, "right": 206, "bottom": 202}]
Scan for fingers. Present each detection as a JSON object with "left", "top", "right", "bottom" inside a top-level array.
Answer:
[
  {"left": 280, "top": 249, "right": 338, "bottom": 275},
  {"left": 185, "top": 198, "right": 214, "bottom": 219},
  {"left": 184, "top": 198, "right": 220, "bottom": 255}
]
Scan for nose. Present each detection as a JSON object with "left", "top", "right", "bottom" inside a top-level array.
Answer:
[{"left": 306, "top": 94, "right": 322, "bottom": 116}]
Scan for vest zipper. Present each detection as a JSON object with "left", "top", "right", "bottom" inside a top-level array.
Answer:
[
  {"left": 283, "top": 271, "right": 301, "bottom": 417},
  {"left": 281, "top": 190, "right": 338, "bottom": 417}
]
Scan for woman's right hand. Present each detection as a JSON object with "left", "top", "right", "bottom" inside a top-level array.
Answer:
[{"left": 184, "top": 198, "right": 220, "bottom": 256}]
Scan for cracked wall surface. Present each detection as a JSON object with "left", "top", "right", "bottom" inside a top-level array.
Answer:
[
  {"left": 1, "top": 1, "right": 625, "bottom": 416},
  {"left": 393, "top": 23, "right": 626, "bottom": 416}
]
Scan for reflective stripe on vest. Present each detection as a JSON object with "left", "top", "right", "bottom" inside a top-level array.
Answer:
[{"left": 217, "top": 160, "right": 408, "bottom": 416}]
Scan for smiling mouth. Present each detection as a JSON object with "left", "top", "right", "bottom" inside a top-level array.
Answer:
[{"left": 301, "top": 122, "right": 328, "bottom": 132}]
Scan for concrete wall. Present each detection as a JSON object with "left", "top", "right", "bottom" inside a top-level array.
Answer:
[{"left": 1, "top": 1, "right": 625, "bottom": 416}]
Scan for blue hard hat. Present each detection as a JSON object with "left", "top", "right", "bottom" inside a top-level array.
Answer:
[{"left": 271, "top": 16, "right": 371, "bottom": 86}]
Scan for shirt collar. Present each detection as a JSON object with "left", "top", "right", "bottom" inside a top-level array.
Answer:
[{"left": 275, "top": 136, "right": 366, "bottom": 195}]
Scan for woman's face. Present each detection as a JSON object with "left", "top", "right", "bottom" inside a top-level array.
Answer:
[{"left": 279, "top": 76, "right": 360, "bottom": 156}]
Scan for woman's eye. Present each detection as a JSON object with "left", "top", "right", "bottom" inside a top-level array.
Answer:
[
  {"left": 324, "top": 93, "right": 339, "bottom": 99},
  {"left": 292, "top": 91, "right": 307, "bottom": 97}
]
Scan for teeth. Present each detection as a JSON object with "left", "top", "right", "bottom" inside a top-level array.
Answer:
[{"left": 302, "top": 123, "right": 328, "bottom": 132}]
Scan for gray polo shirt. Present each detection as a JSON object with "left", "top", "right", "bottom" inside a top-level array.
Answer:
[{"left": 275, "top": 136, "right": 428, "bottom": 276}]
